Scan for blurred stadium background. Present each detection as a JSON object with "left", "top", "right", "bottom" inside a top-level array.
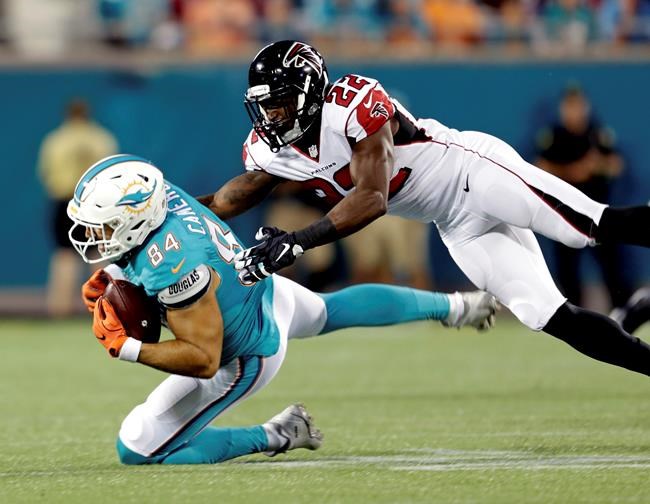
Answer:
[
  {"left": 2, "top": 0, "right": 650, "bottom": 317},
  {"left": 2, "top": 2, "right": 650, "bottom": 502}
]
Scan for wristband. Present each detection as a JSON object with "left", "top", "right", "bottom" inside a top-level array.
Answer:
[
  {"left": 294, "top": 217, "right": 338, "bottom": 250},
  {"left": 118, "top": 337, "right": 142, "bottom": 362}
]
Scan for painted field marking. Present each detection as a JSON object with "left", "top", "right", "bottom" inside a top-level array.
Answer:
[
  {"left": 3, "top": 450, "right": 650, "bottom": 477},
  {"left": 238, "top": 449, "right": 650, "bottom": 471}
]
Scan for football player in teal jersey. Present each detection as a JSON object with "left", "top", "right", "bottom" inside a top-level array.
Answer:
[{"left": 68, "top": 154, "right": 498, "bottom": 465}]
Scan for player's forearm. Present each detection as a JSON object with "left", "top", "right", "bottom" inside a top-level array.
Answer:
[
  {"left": 196, "top": 194, "right": 215, "bottom": 207},
  {"left": 295, "top": 143, "right": 391, "bottom": 248},
  {"left": 197, "top": 172, "right": 280, "bottom": 220},
  {"left": 328, "top": 188, "right": 387, "bottom": 235},
  {"left": 293, "top": 188, "right": 386, "bottom": 250},
  {"left": 137, "top": 339, "right": 219, "bottom": 378}
]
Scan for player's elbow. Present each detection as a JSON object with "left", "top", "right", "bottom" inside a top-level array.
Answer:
[
  {"left": 368, "top": 189, "right": 387, "bottom": 218},
  {"left": 197, "top": 363, "right": 219, "bottom": 379},
  {"left": 183, "top": 346, "right": 220, "bottom": 379},
  {"left": 193, "top": 354, "right": 220, "bottom": 379}
]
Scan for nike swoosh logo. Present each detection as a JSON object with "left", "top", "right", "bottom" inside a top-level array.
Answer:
[
  {"left": 171, "top": 258, "right": 186, "bottom": 274},
  {"left": 463, "top": 174, "right": 470, "bottom": 192},
  {"left": 363, "top": 93, "right": 373, "bottom": 109},
  {"left": 276, "top": 243, "right": 291, "bottom": 262}
]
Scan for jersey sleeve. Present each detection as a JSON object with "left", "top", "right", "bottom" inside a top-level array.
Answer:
[
  {"left": 323, "top": 75, "right": 395, "bottom": 144},
  {"left": 345, "top": 81, "right": 395, "bottom": 142},
  {"left": 128, "top": 219, "right": 212, "bottom": 297},
  {"left": 157, "top": 264, "right": 212, "bottom": 309}
]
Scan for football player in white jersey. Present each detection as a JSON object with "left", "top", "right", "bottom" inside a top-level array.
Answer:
[{"left": 199, "top": 40, "right": 650, "bottom": 378}]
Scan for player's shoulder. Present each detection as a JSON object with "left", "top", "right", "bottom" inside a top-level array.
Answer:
[
  {"left": 323, "top": 73, "right": 395, "bottom": 140},
  {"left": 331, "top": 73, "right": 382, "bottom": 90},
  {"left": 128, "top": 217, "right": 211, "bottom": 295},
  {"left": 323, "top": 74, "right": 384, "bottom": 120}
]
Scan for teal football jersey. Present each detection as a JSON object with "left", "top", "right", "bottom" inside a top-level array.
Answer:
[{"left": 120, "top": 182, "right": 280, "bottom": 363}]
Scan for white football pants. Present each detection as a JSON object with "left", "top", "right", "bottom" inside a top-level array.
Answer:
[
  {"left": 118, "top": 275, "right": 327, "bottom": 457},
  {"left": 436, "top": 131, "right": 608, "bottom": 330}
]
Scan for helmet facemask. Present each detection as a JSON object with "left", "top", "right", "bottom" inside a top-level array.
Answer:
[
  {"left": 67, "top": 216, "right": 125, "bottom": 264},
  {"left": 245, "top": 79, "right": 322, "bottom": 152}
]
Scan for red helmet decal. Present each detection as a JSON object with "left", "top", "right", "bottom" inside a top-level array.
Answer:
[{"left": 282, "top": 42, "right": 323, "bottom": 78}]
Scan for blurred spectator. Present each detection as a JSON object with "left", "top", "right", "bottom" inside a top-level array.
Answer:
[
  {"left": 482, "top": 0, "right": 533, "bottom": 46},
  {"left": 535, "top": 83, "right": 632, "bottom": 310},
  {"left": 183, "top": 0, "right": 256, "bottom": 55},
  {"left": 303, "top": 0, "right": 386, "bottom": 45},
  {"left": 1, "top": 0, "right": 649, "bottom": 56},
  {"left": 378, "top": 0, "right": 430, "bottom": 45},
  {"left": 38, "top": 99, "right": 118, "bottom": 317},
  {"left": 6, "top": 0, "right": 80, "bottom": 56},
  {"left": 422, "top": 0, "right": 486, "bottom": 46},
  {"left": 598, "top": 0, "right": 650, "bottom": 43},
  {"left": 98, "top": 0, "right": 169, "bottom": 48},
  {"left": 255, "top": 0, "right": 306, "bottom": 43},
  {"left": 533, "top": 0, "right": 596, "bottom": 54}
]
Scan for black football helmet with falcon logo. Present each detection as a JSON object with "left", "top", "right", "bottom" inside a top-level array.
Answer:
[{"left": 245, "top": 40, "right": 329, "bottom": 152}]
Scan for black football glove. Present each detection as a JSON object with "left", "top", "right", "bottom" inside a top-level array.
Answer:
[{"left": 234, "top": 227, "right": 304, "bottom": 284}]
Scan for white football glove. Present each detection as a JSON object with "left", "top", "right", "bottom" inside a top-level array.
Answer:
[{"left": 443, "top": 291, "right": 500, "bottom": 331}]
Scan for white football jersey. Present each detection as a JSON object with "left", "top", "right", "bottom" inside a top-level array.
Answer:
[{"left": 242, "top": 74, "right": 468, "bottom": 223}]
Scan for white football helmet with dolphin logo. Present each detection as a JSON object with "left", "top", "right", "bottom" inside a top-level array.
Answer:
[{"left": 67, "top": 154, "right": 167, "bottom": 263}]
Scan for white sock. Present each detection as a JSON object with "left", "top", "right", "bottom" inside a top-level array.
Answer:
[
  {"left": 444, "top": 292, "right": 465, "bottom": 326},
  {"left": 263, "top": 423, "right": 287, "bottom": 451}
]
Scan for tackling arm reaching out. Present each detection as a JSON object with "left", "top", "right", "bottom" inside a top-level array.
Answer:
[
  {"left": 197, "top": 171, "right": 282, "bottom": 220},
  {"left": 234, "top": 120, "right": 396, "bottom": 283},
  {"left": 305, "top": 119, "right": 395, "bottom": 243}
]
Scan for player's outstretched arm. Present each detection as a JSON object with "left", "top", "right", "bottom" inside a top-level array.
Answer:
[
  {"left": 234, "top": 122, "right": 395, "bottom": 283},
  {"left": 321, "top": 120, "right": 394, "bottom": 239},
  {"left": 196, "top": 171, "right": 282, "bottom": 220},
  {"left": 287, "top": 120, "right": 395, "bottom": 250}
]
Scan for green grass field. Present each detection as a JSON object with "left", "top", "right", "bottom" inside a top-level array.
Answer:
[{"left": 1, "top": 317, "right": 649, "bottom": 503}]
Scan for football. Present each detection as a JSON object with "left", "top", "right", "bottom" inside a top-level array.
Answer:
[{"left": 103, "top": 279, "right": 161, "bottom": 344}]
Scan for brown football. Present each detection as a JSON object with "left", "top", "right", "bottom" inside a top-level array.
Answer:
[{"left": 103, "top": 279, "right": 161, "bottom": 344}]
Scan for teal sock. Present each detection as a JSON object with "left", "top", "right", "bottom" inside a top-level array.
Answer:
[
  {"left": 318, "top": 284, "right": 450, "bottom": 334},
  {"left": 117, "top": 425, "right": 269, "bottom": 465}
]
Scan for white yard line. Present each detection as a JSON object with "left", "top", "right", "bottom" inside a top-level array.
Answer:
[
  {"left": 3, "top": 450, "right": 650, "bottom": 476},
  {"left": 237, "top": 451, "right": 650, "bottom": 471}
]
